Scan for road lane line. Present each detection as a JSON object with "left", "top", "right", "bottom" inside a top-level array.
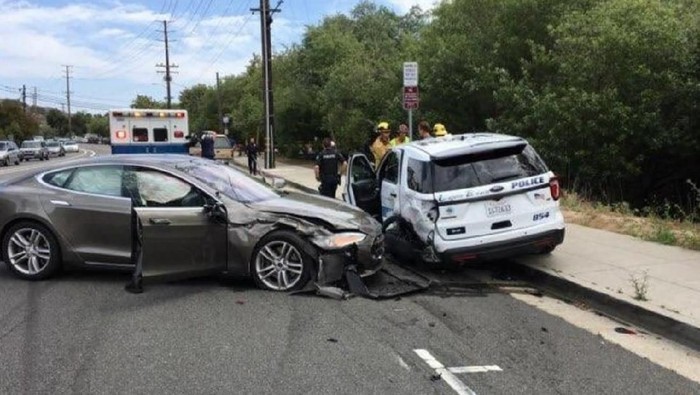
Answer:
[
  {"left": 396, "top": 355, "right": 411, "bottom": 371},
  {"left": 448, "top": 366, "right": 503, "bottom": 374},
  {"left": 414, "top": 349, "right": 476, "bottom": 395}
]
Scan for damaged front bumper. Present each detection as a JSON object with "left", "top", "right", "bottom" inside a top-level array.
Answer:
[{"left": 316, "top": 233, "right": 384, "bottom": 284}]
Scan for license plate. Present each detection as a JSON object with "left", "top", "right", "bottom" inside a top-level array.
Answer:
[{"left": 486, "top": 201, "right": 511, "bottom": 217}]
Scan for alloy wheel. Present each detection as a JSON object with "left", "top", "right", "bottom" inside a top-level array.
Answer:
[
  {"left": 255, "top": 240, "right": 304, "bottom": 291},
  {"left": 7, "top": 228, "right": 52, "bottom": 276}
]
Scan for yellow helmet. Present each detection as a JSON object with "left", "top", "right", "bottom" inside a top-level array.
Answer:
[
  {"left": 433, "top": 123, "right": 448, "bottom": 136},
  {"left": 377, "top": 121, "right": 390, "bottom": 132}
]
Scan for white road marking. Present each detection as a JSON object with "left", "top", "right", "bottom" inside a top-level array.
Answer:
[
  {"left": 448, "top": 365, "right": 503, "bottom": 374},
  {"left": 414, "top": 349, "right": 477, "bottom": 395},
  {"left": 396, "top": 355, "right": 411, "bottom": 371}
]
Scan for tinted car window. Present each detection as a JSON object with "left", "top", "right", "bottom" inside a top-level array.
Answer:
[
  {"left": 380, "top": 151, "right": 399, "bottom": 184},
  {"left": 131, "top": 168, "right": 205, "bottom": 207},
  {"left": 43, "top": 169, "right": 74, "bottom": 188},
  {"left": 176, "top": 160, "right": 279, "bottom": 203},
  {"left": 352, "top": 156, "right": 374, "bottom": 181},
  {"left": 431, "top": 144, "right": 548, "bottom": 193},
  {"left": 46, "top": 141, "right": 60, "bottom": 147},
  {"left": 406, "top": 158, "right": 431, "bottom": 193},
  {"left": 64, "top": 166, "right": 124, "bottom": 197},
  {"left": 21, "top": 141, "right": 41, "bottom": 148}
]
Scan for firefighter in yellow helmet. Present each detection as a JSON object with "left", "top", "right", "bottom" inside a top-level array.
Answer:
[
  {"left": 433, "top": 123, "right": 450, "bottom": 137},
  {"left": 370, "top": 121, "right": 392, "bottom": 167}
]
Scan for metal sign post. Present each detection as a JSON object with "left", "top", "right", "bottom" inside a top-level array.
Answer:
[{"left": 403, "top": 62, "right": 419, "bottom": 139}]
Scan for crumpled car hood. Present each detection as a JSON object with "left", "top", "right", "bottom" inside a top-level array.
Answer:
[{"left": 250, "top": 191, "right": 381, "bottom": 234}]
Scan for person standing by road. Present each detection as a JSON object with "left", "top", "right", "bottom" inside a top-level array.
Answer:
[
  {"left": 390, "top": 123, "right": 411, "bottom": 147},
  {"left": 200, "top": 132, "right": 215, "bottom": 160},
  {"left": 370, "top": 121, "right": 392, "bottom": 167},
  {"left": 246, "top": 137, "right": 258, "bottom": 175},
  {"left": 314, "top": 137, "right": 346, "bottom": 199},
  {"left": 417, "top": 121, "right": 432, "bottom": 140}
]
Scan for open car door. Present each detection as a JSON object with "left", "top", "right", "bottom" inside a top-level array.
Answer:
[
  {"left": 343, "top": 153, "right": 380, "bottom": 219},
  {"left": 128, "top": 202, "right": 228, "bottom": 291}
]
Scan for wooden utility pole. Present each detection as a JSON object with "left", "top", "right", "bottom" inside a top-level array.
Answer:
[
  {"left": 156, "top": 20, "right": 178, "bottom": 108},
  {"left": 251, "top": 0, "right": 282, "bottom": 169}
]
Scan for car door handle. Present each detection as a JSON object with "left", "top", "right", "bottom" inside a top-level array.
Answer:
[
  {"left": 390, "top": 193, "right": 397, "bottom": 197},
  {"left": 50, "top": 200, "right": 71, "bottom": 206},
  {"left": 149, "top": 218, "right": 171, "bottom": 225}
]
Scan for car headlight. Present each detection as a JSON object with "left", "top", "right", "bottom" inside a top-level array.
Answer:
[
  {"left": 0, "top": 152, "right": 6, "bottom": 158},
  {"left": 311, "top": 232, "right": 366, "bottom": 250}
]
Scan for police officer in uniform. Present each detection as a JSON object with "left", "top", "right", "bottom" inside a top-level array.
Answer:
[{"left": 314, "top": 137, "right": 346, "bottom": 198}]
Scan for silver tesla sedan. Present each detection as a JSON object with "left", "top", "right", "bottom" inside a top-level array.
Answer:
[{"left": 0, "top": 155, "right": 384, "bottom": 291}]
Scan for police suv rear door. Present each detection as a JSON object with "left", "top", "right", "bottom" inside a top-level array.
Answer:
[{"left": 432, "top": 142, "right": 559, "bottom": 241}]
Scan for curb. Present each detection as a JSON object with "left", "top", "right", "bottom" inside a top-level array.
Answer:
[{"left": 507, "top": 262, "right": 700, "bottom": 352}]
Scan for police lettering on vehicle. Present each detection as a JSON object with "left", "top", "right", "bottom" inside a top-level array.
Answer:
[{"left": 511, "top": 176, "right": 545, "bottom": 189}]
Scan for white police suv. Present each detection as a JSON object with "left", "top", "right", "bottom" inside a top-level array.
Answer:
[{"left": 343, "top": 133, "right": 565, "bottom": 265}]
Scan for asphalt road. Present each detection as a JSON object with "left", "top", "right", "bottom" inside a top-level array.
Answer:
[{"left": 0, "top": 146, "right": 698, "bottom": 394}]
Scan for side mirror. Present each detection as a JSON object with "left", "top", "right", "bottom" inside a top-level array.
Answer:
[
  {"left": 272, "top": 178, "right": 286, "bottom": 189},
  {"left": 204, "top": 201, "right": 227, "bottom": 222}
]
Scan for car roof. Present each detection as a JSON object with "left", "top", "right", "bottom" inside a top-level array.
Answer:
[
  {"left": 26, "top": 154, "right": 207, "bottom": 175},
  {"left": 401, "top": 133, "right": 527, "bottom": 160}
]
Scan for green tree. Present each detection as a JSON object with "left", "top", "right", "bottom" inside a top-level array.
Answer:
[
  {"left": 131, "top": 95, "right": 165, "bottom": 109},
  {"left": 0, "top": 99, "right": 38, "bottom": 141},
  {"left": 46, "top": 108, "right": 68, "bottom": 135},
  {"left": 87, "top": 115, "right": 109, "bottom": 137}
]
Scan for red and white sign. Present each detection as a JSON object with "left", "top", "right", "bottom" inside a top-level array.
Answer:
[{"left": 403, "top": 86, "right": 419, "bottom": 110}]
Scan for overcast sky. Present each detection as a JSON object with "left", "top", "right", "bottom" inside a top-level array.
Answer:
[{"left": 0, "top": 0, "right": 436, "bottom": 113}]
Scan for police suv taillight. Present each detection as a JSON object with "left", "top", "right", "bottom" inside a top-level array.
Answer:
[{"left": 549, "top": 177, "right": 561, "bottom": 201}]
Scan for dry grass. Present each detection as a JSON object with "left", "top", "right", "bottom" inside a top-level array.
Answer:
[{"left": 561, "top": 191, "right": 700, "bottom": 250}]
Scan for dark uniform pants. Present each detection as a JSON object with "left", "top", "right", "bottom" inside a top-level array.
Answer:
[
  {"left": 248, "top": 155, "right": 257, "bottom": 175},
  {"left": 319, "top": 180, "right": 338, "bottom": 199}
]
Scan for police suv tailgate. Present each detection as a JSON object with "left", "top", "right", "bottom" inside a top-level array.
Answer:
[{"left": 434, "top": 174, "right": 558, "bottom": 241}]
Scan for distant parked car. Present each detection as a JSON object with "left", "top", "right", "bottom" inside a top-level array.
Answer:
[
  {"left": 189, "top": 133, "right": 235, "bottom": 161},
  {"left": 46, "top": 141, "right": 66, "bottom": 157},
  {"left": 62, "top": 140, "right": 79, "bottom": 153},
  {"left": 20, "top": 140, "right": 49, "bottom": 161},
  {"left": 0, "top": 141, "right": 21, "bottom": 166}
]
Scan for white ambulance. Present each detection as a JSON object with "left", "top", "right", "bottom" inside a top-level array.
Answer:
[{"left": 109, "top": 109, "right": 189, "bottom": 154}]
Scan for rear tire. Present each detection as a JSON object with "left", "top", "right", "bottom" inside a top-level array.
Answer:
[
  {"left": 1, "top": 221, "right": 62, "bottom": 280},
  {"left": 251, "top": 230, "right": 313, "bottom": 292}
]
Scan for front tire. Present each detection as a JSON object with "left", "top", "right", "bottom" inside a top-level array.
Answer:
[
  {"left": 1, "top": 221, "right": 62, "bottom": 280},
  {"left": 251, "top": 230, "right": 313, "bottom": 291}
]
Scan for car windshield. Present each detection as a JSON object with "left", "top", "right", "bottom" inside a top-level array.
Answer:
[
  {"left": 0, "top": 142, "right": 7, "bottom": 150},
  {"left": 65, "top": 140, "right": 76, "bottom": 145},
  {"left": 430, "top": 144, "right": 549, "bottom": 193},
  {"left": 214, "top": 137, "right": 231, "bottom": 149},
  {"left": 46, "top": 142, "right": 60, "bottom": 147},
  {"left": 22, "top": 141, "right": 40, "bottom": 148},
  {"left": 175, "top": 160, "right": 279, "bottom": 203}
]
